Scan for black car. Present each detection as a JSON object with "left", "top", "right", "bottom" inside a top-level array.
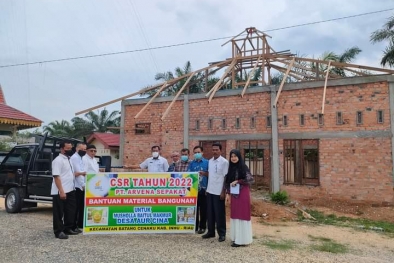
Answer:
[{"left": 0, "top": 134, "right": 84, "bottom": 213}]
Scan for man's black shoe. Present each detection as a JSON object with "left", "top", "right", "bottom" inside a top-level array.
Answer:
[
  {"left": 64, "top": 229, "right": 79, "bottom": 235},
  {"left": 197, "top": 229, "right": 206, "bottom": 234},
  {"left": 231, "top": 243, "right": 241, "bottom": 247},
  {"left": 55, "top": 232, "right": 69, "bottom": 239},
  {"left": 218, "top": 236, "right": 226, "bottom": 242},
  {"left": 73, "top": 228, "right": 83, "bottom": 234},
  {"left": 202, "top": 233, "right": 215, "bottom": 239}
]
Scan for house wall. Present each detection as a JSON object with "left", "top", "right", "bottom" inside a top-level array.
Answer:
[
  {"left": 90, "top": 140, "right": 122, "bottom": 167},
  {"left": 122, "top": 76, "right": 394, "bottom": 205}
]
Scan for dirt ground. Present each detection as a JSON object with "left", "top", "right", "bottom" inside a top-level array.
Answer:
[
  {"left": 249, "top": 189, "right": 394, "bottom": 223},
  {"left": 2, "top": 192, "right": 394, "bottom": 262}
]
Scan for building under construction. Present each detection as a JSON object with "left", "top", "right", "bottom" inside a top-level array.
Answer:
[{"left": 79, "top": 28, "right": 394, "bottom": 205}]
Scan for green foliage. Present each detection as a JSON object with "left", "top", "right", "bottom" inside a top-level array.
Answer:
[
  {"left": 308, "top": 235, "right": 348, "bottom": 254},
  {"left": 270, "top": 190, "right": 289, "bottom": 205},
  {"left": 262, "top": 239, "right": 296, "bottom": 250},
  {"left": 142, "top": 61, "right": 218, "bottom": 97},
  {"left": 43, "top": 109, "right": 120, "bottom": 139},
  {"left": 370, "top": 16, "right": 394, "bottom": 67},
  {"left": 0, "top": 140, "right": 12, "bottom": 151}
]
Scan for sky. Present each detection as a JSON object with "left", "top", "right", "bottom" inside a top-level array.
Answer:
[{"left": 0, "top": 0, "right": 393, "bottom": 128}]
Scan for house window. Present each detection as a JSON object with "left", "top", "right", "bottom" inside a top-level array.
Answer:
[
  {"left": 244, "top": 148, "right": 264, "bottom": 176},
  {"left": 377, "top": 110, "right": 384, "bottom": 124},
  {"left": 135, "top": 123, "right": 151, "bottom": 134},
  {"left": 266, "top": 115, "right": 272, "bottom": 128},
  {"left": 250, "top": 117, "right": 256, "bottom": 128},
  {"left": 284, "top": 139, "right": 319, "bottom": 186},
  {"left": 336, "top": 112, "right": 343, "bottom": 125},
  {"left": 208, "top": 118, "right": 213, "bottom": 130},
  {"left": 195, "top": 120, "right": 200, "bottom": 130},
  {"left": 283, "top": 115, "right": 288, "bottom": 127},
  {"left": 235, "top": 117, "right": 240, "bottom": 129},
  {"left": 318, "top": 114, "right": 324, "bottom": 126},
  {"left": 299, "top": 114, "right": 305, "bottom": 126},
  {"left": 356, "top": 111, "right": 363, "bottom": 125},
  {"left": 222, "top": 118, "right": 226, "bottom": 129}
]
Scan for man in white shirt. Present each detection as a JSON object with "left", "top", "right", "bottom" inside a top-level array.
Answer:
[
  {"left": 83, "top": 144, "right": 100, "bottom": 174},
  {"left": 51, "top": 141, "right": 79, "bottom": 239},
  {"left": 202, "top": 142, "right": 229, "bottom": 242},
  {"left": 139, "top": 145, "right": 169, "bottom": 172},
  {"left": 69, "top": 142, "right": 87, "bottom": 231}
]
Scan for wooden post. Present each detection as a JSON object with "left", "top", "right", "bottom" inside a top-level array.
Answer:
[
  {"left": 161, "top": 72, "right": 195, "bottom": 121},
  {"left": 274, "top": 57, "right": 295, "bottom": 106},
  {"left": 241, "top": 55, "right": 262, "bottom": 97},
  {"left": 207, "top": 57, "right": 238, "bottom": 103},
  {"left": 134, "top": 82, "right": 168, "bottom": 119},
  {"left": 322, "top": 60, "right": 332, "bottom": 114}
]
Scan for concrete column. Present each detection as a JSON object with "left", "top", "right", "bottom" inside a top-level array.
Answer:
[
  {"left": 270, "top": 88, "right": 280, "bottom": 192},
  {"left": 119, "top": 101, "right": 126, "bottom": 165},
  {"left": 183, "top": 95, "right": 189, "bottom": 148},
  {"left": 389, "top": 82, "right": 394, "bottom": 185}
]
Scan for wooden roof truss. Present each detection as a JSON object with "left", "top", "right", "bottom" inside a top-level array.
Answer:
[{"left": 76, "top": 27, "right": 394, "bottom": 118}]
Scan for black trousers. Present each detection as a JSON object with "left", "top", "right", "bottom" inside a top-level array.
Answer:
[
  {"left": 195, "top": 190, "right": 207, "bottom": 230},
  {"left": 52, "top": 190, "right": 76, "bottom": 236},
  {"left": 206, "top": 192, "right": 226, "bottom": 237},
  {"left": 74, "top": 188, "right": 85, "bottom": 229}
]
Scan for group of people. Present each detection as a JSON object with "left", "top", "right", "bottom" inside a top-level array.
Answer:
[
  {"left": 51, "top": 141, "right": 99, "bottom": 239},
  {"left": 138, "top": 143, "right": 254, "bottom": 247},
  {"left": 50, "top": 141, "right": 253, "bottom": 246}
]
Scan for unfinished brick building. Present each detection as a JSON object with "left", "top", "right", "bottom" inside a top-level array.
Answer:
[{"left": 80, "top": 28, "right": 394, "bottom": 205}]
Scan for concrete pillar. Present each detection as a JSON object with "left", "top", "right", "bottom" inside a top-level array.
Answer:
[
  {"left": 389, "top": 82, "right": 394, "bottom": 185},
  {"left": 119, "top": 101, "right": 126, "bottom": 165},
  {"left": 183, "top": 95, "right": 189, "bottom": 148},
  {"left": 270, "top": 88, "right": 280, "bottom": 192}
]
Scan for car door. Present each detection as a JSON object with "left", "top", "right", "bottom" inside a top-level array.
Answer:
[
  {"left": 0, "top": 146, "right": 32, "bottom": 195},
  {"left": 27, "top": 151, "right": 54, "bottom": 197}
]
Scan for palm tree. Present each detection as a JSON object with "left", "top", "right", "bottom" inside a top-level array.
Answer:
[
  {"left": 313, "top": 47, "right": 362, "bottom": 77},
  {"left": 71, "top": 116, "right": 95, "bottom": 138},
  {"left": 143, "top": 61, "right": 217, "bottom": 97},
  {"left": 43, "top": 120, "right": 74, "bottom": 137},
  {"left": 84, "top": 109, "right": 120, "bottom": 134},
  {"left": 371, "top": 16, "right": 394, "bottom": 67}
]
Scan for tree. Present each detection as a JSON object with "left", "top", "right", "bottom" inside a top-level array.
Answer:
[
  {"left": 43, "top": 120, "right": 74, "bottom": 137},
  {"left": 312, "top": 47, "right": 362, "bottom": 76},
  {"left": 371, "top": 16, "right": 394, "bottom": 67},
  {"left": 143, "top": 61, "right": 218, "bottom": 97},
  {"left": 43, "top": 109, "right": 121, "bottom": 139},
  {"left": 84, "top": 109, "right": 120, "bottom": 134}
]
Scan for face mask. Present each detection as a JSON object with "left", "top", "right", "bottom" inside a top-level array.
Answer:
[
  {"left": 194, "top": 153, "right": 202, "bottom": 160},
  {"left": 64, "top": 150, "right": 73, "bottom": 157},
  {"left": 181, "top": 156, "right": 188, "bottom": 162},
  {"left": 152, "top": 152, "right": 159, "bottom": 158},
  {"left": 78, "top": 150, "right": 86, "bottom": 157}
]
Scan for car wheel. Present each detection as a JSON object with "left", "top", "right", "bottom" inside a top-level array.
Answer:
[{"left": 5, "top": 188, "right": 22, "bottom": 213}]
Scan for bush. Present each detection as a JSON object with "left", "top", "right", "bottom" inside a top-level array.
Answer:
[{"left": 270, "top": 190, "right": 289, "bottom": 205}]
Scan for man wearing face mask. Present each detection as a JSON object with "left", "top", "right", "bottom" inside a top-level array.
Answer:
[
  {"left": 70, "top": 142, "right": 87, "bottom": 232},
  {"left": 140, "top": 145, "right": 169, "bottom": 172},
  {"left": 51, "top": 141, "right": 78, "bottom": 239},
  {"left": 167, "top": 151, "right": 180, "bottom": 172},
  {"left": 188, "top": 146, "right": 209, "bottom": 234},
  {"left": 174, "top": 148, "right": 190, "bottom": 172}
]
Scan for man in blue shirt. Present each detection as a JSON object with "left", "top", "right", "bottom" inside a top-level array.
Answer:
[{"left": 188, "top": 146, "right": 209, "bottom": 234}]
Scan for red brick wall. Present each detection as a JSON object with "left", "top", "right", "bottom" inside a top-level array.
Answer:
[
  {"left": 123, "top": 80, "right": 394, "bottom": 204},
  {"left": 281, "top": 137, "right": 393, "bottom": 205}
]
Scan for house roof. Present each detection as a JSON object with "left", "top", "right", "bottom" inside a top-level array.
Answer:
[
  {"left": 0, "top": 85, "right": 42, "bottom": 128},
  {"left": 87, "top": 132, "right": 120, "bottom": 148}
]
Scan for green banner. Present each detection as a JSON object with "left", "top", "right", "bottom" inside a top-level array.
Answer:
[{"left": 83, "top": 172, "right": 199, "bottom": 234}]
